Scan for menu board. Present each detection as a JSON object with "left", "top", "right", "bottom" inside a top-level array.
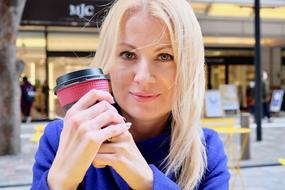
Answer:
[
  {"left": 270, "top": 90, "right": 284, "bottom": 112},
  {"left": 205, "top": 90, "right": 224, "bottom": 117},
  {"left": 219, "top": 84, "right": 240, "bottom": 111}
]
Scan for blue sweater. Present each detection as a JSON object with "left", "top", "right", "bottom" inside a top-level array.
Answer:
[{"left": 31, "top": 120, "right": 230, "bottom": 190}]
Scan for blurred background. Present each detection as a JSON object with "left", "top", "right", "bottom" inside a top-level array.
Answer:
[{"left": 16, "top": 0, "right": 285, "bottom": 120}]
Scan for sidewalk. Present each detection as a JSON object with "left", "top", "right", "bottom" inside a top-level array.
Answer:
[
  {"left": 0, "top": 122, "right": 38, "bottom": 190},
  {"left": 0, "top": 118, "right": 285, "bottom": 190},
  {"left": 232, "top": 117, "right": 285, "bottom": 190}
]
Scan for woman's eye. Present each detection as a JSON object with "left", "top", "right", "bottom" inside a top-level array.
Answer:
[
  {"left": 120, "top": 51, "right": 136, "bottom": 60},
  {"left": 157, "top": 53, "right": 174, "bottom": 61}
]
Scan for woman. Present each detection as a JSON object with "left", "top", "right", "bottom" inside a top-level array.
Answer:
[{"left": 32, "top": 0, "right": 230, "bottom": 189}]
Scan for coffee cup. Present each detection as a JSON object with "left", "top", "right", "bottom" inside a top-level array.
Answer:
[{"left": 54, "top": 68, "right": 110, "bottom": 110}]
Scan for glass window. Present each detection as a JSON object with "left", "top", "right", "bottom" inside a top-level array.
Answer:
[{"left": 48, "top": 57, "right": 94, "bottom": 118}]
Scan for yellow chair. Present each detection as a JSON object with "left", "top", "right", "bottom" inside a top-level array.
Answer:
[
  {"left": 201, "top": 117, "right": 236, "bottom": 124},
  {"left": 30, "top": 125, "right": 45, "bottom": 143},
  {"left": 201, "top": 117, "right": 251, "bottom": 190},
  {"left": 278, "top": 158, "right": 285, "bottom": 165}
]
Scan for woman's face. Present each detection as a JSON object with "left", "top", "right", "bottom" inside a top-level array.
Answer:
[{"left": 109, "top": 10, "right": 176, "bottom": 122}]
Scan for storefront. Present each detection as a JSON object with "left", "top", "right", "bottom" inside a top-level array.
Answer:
[
  {"left": 205, "top": 48, "right": 255, "bottom": 109},
  {"left": 18, "top": 0, "right": 110, "bottom": 120}
]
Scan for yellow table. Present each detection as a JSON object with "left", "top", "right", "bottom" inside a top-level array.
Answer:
[{"left": 204, "top": 126, "right": 251, "bottom": 190}]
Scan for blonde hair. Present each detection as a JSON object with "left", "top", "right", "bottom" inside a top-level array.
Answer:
[{"left": 92, "top": 0, "right": 207, "bottom": 189}]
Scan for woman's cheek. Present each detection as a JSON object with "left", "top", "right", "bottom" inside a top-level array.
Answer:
[
  {"left": 110, "top": 63, "right": 133, "bottom": 78},
  {"left": 110, "top": 69, "right": 133, "bottom": 101}
]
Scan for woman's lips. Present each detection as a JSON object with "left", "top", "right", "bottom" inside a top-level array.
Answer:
[{"left": 130, "top": 92, "right": 160, "bottom": 102}]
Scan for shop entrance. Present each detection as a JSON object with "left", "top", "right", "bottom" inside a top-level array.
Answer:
[{"left": 206, "top": 48, "right": 255, "bottom": 109}]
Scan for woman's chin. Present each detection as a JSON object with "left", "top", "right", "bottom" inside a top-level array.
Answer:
[{"left": 126, "top": 107, "right": 167, "bottom": 121}]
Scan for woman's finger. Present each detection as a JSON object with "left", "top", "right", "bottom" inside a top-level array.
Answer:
[
  {"left": 61, "top": 124, "right": 128, "bottom": 168},
  {"left": 98, "top": 139, "right": 131, "bottom": 154},
  {"left": 93, "top": 154, "right": 117, "bottom": 168},
  {"left": 95, "top": 123, "right": 130, "bottom": 143},
  {"left": 68, "top": 89, "right": 114, "bottom": 113},
  {"left": 98, "top": 143, "right": 119, "bottom": 154},
  {"left": 67, "top": 100, "right": 119, "bottom": 127},
  {"left": 88, "top": 109, "right": 124, "bottom": 131},
  {"left": 93, "top": 163, "right": 107, "bottom": 168}
]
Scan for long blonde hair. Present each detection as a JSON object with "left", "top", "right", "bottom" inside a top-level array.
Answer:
[{"left": 92, "top": 0, "right": 207, "bottom": 189}]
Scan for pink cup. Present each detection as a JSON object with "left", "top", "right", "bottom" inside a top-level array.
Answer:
[{"left": 54, "top": 68, "right": 110, "bottom": 110}]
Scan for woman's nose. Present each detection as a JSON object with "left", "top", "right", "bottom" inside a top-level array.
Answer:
[{"left": 133, "top": 58, "right": 155, "bottom": 85}]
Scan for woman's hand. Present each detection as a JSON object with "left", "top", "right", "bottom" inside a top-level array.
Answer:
[
  {"left": 94, "top": 130, "right": 154, "bottom": 190},
  {"left": 47, "top": 90, "right": 128, "bottom": 190}
]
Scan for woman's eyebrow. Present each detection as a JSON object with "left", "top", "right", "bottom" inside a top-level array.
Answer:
[
  {"left": 118, "top": 42, "right": 172, "bottom": 52},
  {"left": 155, "top": 45, "right": 173, "bottom": 52},
  {"left": 119, "top": 42, "right": 137, "bottom": 49}
]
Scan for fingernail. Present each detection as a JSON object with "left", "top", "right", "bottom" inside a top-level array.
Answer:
[{"left": 125, "top": 122, "right": 132, "bottom": 129}]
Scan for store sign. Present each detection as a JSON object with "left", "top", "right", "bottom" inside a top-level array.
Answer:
[
  {"left": 69, "top": 4, "right": 95, "bottom": 18},
  {"left": 21, "top": 0, "right": 113, "bottom": 26}
]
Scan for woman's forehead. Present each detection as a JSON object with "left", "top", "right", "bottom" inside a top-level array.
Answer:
[{"left": 119, "top": 10, "right": 172, "bottom": 48}]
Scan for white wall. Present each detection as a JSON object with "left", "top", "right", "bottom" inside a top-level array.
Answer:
[{"left": 199, "top": 16, "right": 285, "bottom": 39}]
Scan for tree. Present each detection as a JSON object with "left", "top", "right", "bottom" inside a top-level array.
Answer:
[{"left": 0, "top": 0, "right": 26, "bottom": 155}]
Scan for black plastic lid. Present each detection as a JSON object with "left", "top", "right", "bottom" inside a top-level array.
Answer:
[{"left": 54, "top": 68, "right": 109, "bottom": 92}]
